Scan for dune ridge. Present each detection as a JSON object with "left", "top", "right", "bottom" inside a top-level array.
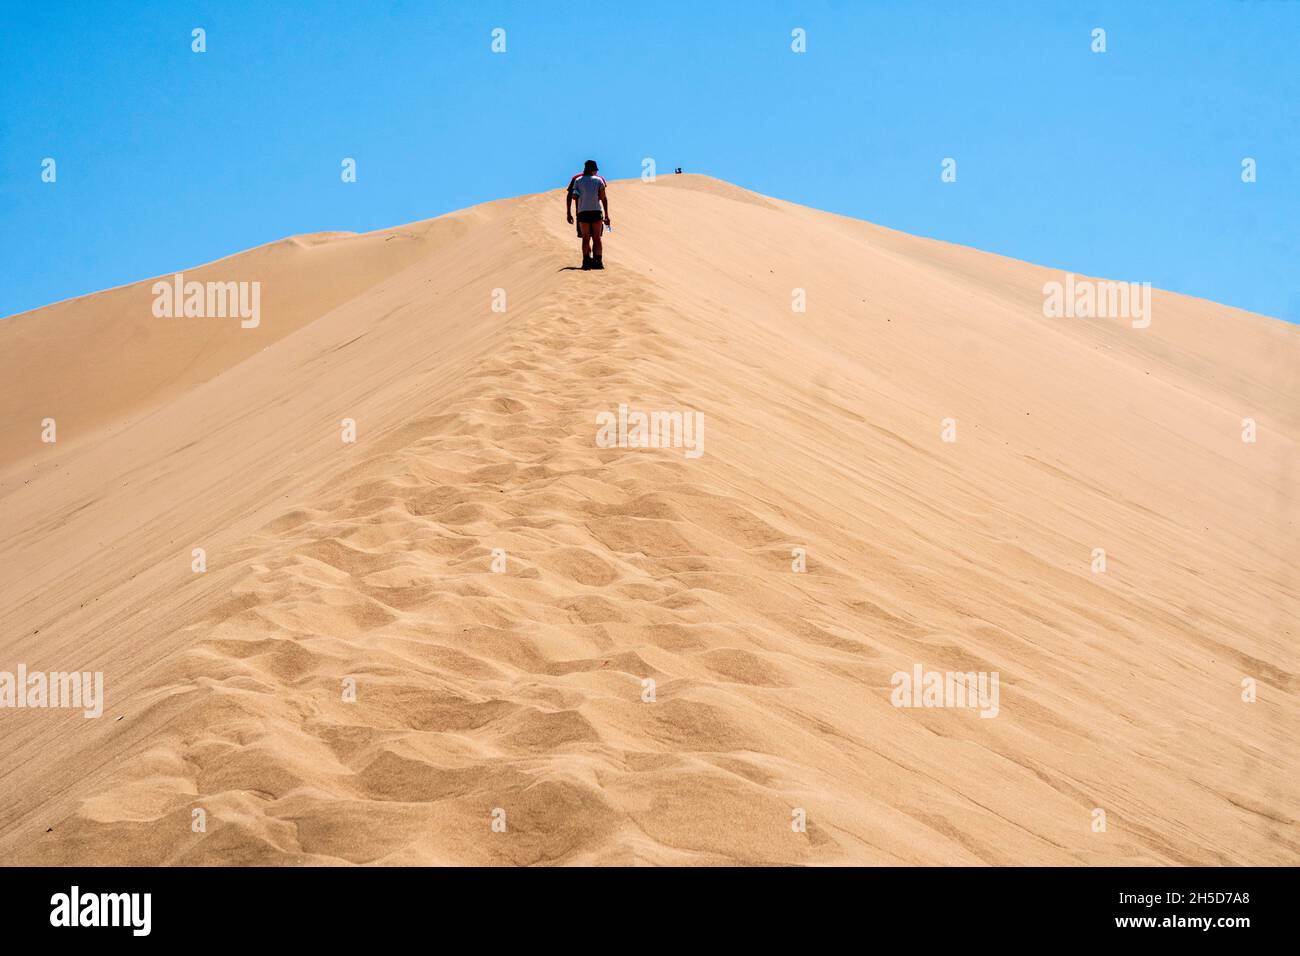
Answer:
[{"left": 0, "top": 175, "right": 1296, "bottom": 865}]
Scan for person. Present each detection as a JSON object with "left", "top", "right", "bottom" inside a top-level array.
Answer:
[{"left": 565, "top": 160, "right": 610, "bottom": 270}]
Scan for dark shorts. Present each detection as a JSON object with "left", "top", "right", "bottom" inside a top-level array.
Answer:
[{"left": 576, "top": 210, "right": 603, "bottom": 235}]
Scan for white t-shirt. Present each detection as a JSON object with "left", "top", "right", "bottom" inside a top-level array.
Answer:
[{"left": 571, "top": 174, "right": 606, "bottom": 214}]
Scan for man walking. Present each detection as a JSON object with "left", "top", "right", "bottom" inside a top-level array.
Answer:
[{"left": 565, "top": 160, "right": 611, "bottom": 270}]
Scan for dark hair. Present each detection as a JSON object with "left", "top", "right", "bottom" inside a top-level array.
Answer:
[{"left": 583, "top": 159, "right": 598, "bottom": 173}]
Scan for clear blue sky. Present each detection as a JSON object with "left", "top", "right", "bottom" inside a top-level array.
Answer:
[{"left": 2, "top": 0, "right": 1296, "bottom": 320}]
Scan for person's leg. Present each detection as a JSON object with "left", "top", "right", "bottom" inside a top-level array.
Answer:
[
  {"left": 579, "top": 222, "right": 592, "bottom": 262},
  {"left": 591, "top": 220, "right": 604, "bottom": 259}
]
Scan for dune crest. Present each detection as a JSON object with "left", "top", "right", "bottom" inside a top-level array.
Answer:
[{"left": 1, "top": 175, "right": 1296, "bottom": 865}]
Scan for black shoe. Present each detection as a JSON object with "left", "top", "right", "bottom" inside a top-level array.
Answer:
[
  {"left": 581, "top": 256, "right": 591, "bottom": 270},
  {"left": 592, "top": 256, "right": 604, "bottom": 270}
]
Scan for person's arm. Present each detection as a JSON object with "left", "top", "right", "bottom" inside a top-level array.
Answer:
[
  {"left": 566, "top": 179, "right": 575, "bottom": 223},
  {"left": 600, "top": 185, "right": 610, "bottom": 225}
]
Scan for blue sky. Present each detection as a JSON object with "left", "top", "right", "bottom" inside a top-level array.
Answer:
[{"left": 2, "top": 0, "right": 1296, "bottom": 320}]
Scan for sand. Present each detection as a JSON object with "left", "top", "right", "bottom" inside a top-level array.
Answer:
[{"left": 0, "top": 175, "right": 1295, "bottom": 865}]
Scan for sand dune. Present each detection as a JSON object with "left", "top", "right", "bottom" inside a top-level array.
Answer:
[{"left": 1, "top": 175, "right": 1296, "bottom": 865}]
